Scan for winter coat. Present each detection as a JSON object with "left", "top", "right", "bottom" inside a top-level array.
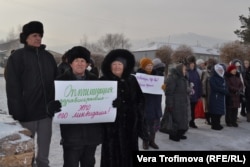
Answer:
[
  {"left": 187, "top": 68, "right": 202, "bottom": 102},
  {"left": 244, "top": 67, "right": 250, "bottom": 111},
  {"left": 56, "top": 69, "right": 102, "bottom": 146},
  {"left": 100, "top": 49, "right": 148, "bottom": 167},
  {"left": 201, "top": 69, "right": 212, "bottom": 113},
  {"left": 5, "top": 45, "right": 57, "bottom": 122},
  {"left": 224, "top": 72, "right": 243, "bottom": 109},
  {"left": 209, "top": 71, "right": 228, "bottom": 115},
  {"left": 136, "top": 68, "right": 163, "bottom": 121},
  {"left": 164, "top": 65, "right": 190, "bottom": 133}
]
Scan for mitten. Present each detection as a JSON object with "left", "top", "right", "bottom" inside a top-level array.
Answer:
[
  {"left": 47, "top": 100, "right": 62, "bottom": 118},
  {"left": 112, "top": 98, "right": 122, "bottom": 108}
]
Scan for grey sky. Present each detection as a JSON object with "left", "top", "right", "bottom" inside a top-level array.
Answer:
[{"left": 0, "top": 0, "right": 249, "bottom": 52}]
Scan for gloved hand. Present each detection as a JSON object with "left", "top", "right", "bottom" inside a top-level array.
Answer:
[
  {"left": 161, "top": 84, "right": 167, "bottom": 91},
  {"left": 112, "top": 98, "right": 122, "bottom": 108},
  {"left": 47, "top": 100, "right": 62, "bottom": 118}
]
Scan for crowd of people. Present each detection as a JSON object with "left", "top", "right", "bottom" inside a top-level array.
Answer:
[{"left": 4, "top": 20, "right": 250, "bottom": 167}]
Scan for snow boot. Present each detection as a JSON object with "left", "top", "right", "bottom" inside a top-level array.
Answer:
[
  {"left": 247, "top": 113, "right": 250, "bottom": 122},
  {"left": 142, "top": 140, "right": 149, "bottom": 150},
  {"left": 149, "top": 133, "right": 159, "bottom": 149}
]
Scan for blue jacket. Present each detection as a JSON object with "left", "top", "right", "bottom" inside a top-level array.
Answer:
[
  {"left": 187, "top": 68, "right": 202, "bottom": 102},
  {"left": 209, "top": 71, "right": 228, "bottom": 115}
]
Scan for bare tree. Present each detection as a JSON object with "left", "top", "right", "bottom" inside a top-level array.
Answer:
[
  {"left": 80, "top": 35, "right": 105, "bottom": 54},
  {"left": 171, "top": 44, "right": 194, "bottom": 63},
  {"left": 219, "top": 41, "right": 246, "bottom": 64},
  {"left": 155, "top": 45, "right": 173, "bottom": 76},
  {"left": 91, "top": 53, "right": 105, "bottom": 75},
  {"left": 98, "top": 33, "right": 131, "bottom": 52}
]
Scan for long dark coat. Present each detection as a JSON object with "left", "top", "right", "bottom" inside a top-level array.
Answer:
[
  {"left": 100, "top": 49, "right": 148, "bottom": 167},
  {"left": 244, "top": 67, "right": 250, "bottom": 111},
  {"left": 136, "top": 68, "right": 163, "bottom": 121},
  {"left": 224, "top": 72, "right": 243, "bottom": 109},
  {"left": 164, "top": 65, "right": 189, "bottom": 133},
  {"left": 209, "top": 71, "right": 228, "bottom": 115}
]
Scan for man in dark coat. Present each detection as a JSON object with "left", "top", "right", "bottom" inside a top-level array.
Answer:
[
  {"left": 55, "top": 46, "right": 102, "bottom": 167},
  {"left": 5, "top": 21, "right": 58, "bottom": 167},
  {"left": 100, "top": 49, "right": 148, "bottom": 167}
]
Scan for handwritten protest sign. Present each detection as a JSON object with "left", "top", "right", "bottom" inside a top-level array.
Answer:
[
  {"left": 53, "top": 81, "right": 117, "bottom": 124},
  {"left": 134, "top": 73, "right": 164, "bottom": 95}
]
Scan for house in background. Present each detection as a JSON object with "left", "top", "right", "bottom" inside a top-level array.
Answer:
[{"left": 132, "top": 42, "right": 220, "bottom": 63}]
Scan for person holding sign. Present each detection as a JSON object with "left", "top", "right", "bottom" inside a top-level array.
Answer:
[
  {"left": 137, "top": 58, "right": 163, "bottom": 149},
  {"left": 55, "top": 46, "right": 102, "bottom": 167},
  {"left": 100, "top": 49, "right": 148, "bottom": 167}
]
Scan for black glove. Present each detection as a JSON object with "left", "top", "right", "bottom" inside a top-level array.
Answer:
[
  {"left": 47, "top": 100, "right": 62, "bottom": 118},
  {"left": 112, "top": 98, "right": 122, "bottom": 108}
]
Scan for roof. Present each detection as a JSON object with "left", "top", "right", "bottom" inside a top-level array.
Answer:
[{"left": 133, "top": 42, "right": 219, "bottom": 55}]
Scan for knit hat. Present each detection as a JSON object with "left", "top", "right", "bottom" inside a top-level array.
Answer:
[
  {"left": 140, "top": 58, "right": 153, "bottom": 69},
  {"left": 196, "top": 59, "right": 205, "bottom": 66},
  {"left": 68, "top": 46, "right": 91, "bottom": 64},
  {"left": 227, "top": 64, "right": 237, "bottom": 73},
  {"left": 20, "top": 21, "right": 44, "bottom": 44},
  {"left": 152, "top": 58, "right": 165, "bottom": 69}
]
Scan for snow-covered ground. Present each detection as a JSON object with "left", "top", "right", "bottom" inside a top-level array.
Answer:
[{"left": 1, "top": 67, "right": 250, "bottom": 167}]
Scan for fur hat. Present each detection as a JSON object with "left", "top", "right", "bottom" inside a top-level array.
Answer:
[
  {"left": 152, "top": 58, "right": 165, "bottom": 69},
  {"left": 101, "top": 49, "right": 135, "bottom": 78},
  {"left": 227, "top": 64, "right": 237, "bottom": 73},
  {"left": 68, "top": 46, "right": 91, "bottom": 64},
  {"left": 187, "top": 55, "right": 196, "bottom": 64},
  {"left": 20, "top": 21, "right": 44, "bottom": 44},
  {"left": 140, "top": 58, "right": 153, "bottom": 69}
]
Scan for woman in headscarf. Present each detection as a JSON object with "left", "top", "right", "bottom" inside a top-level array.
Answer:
[
  {"left": 100, "top": 49, "right": 148, "bottom": 167},
  {"left": 209, "top": 64, "right": 228, "bottom": 130}
]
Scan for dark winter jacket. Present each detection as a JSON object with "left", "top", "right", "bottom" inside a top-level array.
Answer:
[
  {"left": 187, "top": 68, "right": 202, "bottom": 102},
  {"left": 224, "top": 72, "right": 243, "bottom": 109},
  {"left": 5, "top": 45, "right": 57, "bottom": 122},
  {"left": 136, "top": 68, "right": 163, "bottom": 121},
  {"left": 244, "top": 67, "right": 250, "bottom": 111},
  {"left": 100, "top": 49, "right": 148, "bottom": 167},
  {"left": 165, "top": 64, "right": 189, "bottom": 132},
  {"left": 209, "top": 70, "right": 228, "bottom": 115},
  {"left": 56, "top": 69, "right": 102, "bottom": 146}
]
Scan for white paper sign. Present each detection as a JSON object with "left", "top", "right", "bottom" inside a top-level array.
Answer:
[
  {"left": 135, "top": 73, "right": 164, "bottom": 95},
  {"left": 53, "top": 81, "right": 117, "bottom": 124}
]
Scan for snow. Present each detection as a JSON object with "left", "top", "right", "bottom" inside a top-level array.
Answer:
[{"left": 1, "top": 68, "right": 250, "bottom": 167}]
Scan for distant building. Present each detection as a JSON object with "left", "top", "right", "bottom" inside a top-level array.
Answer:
[{"left": 132, "top": 42, "right": 220, "bottom": 63}]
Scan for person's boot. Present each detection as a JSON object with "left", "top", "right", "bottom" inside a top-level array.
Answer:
[
  {"left": 247, "top": 113, "right": 250, "bottom": 122},
  {"left": 189, "top": 121, "right": 198, "bottom": 128},
  {"left": 178, "top": 130, "right": 187, "bottom": 140},
  {"left": 205, "top": 113, "right": 211, "bottom": 125},
  {"left": 169, "top": 135, "right": 180, "bottom": 142},
  {"left": 142, "top": 140, "right": 149, "bottom": 150},
  {"left": 149, "top": 133, "right": 159, "bottom": 149}
]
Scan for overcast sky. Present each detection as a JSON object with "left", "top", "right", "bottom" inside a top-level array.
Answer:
[{"left": 0, "top": 0, "right": 249, "bottom": 52}]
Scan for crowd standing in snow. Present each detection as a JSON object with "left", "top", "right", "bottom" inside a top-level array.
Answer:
[{"left": 4, "top": 20, "right": 250, "bottom": 167}]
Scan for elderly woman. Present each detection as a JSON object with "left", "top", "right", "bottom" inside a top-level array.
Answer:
[
  {"left": 164, "top": 62, "right": 191, "bottom": 142},
  {"left": 100, "top": 49, "right": 148, "bottom": 167},
  {"left": 209, "top": 64, "right": 228, "bottom": 130}
]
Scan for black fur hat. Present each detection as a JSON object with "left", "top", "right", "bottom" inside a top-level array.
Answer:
[
  {"left": 101, "top": 49, "right": 135, "bottom": 78},
  {"left": 68, "top": 46, "right": 91, "bottom": 64},
  {"left": 187, "top": 55, "right": 196, "bottom": 64},
  {"left": 20, "top": 21, "right": 44, "bottom": 44}
]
